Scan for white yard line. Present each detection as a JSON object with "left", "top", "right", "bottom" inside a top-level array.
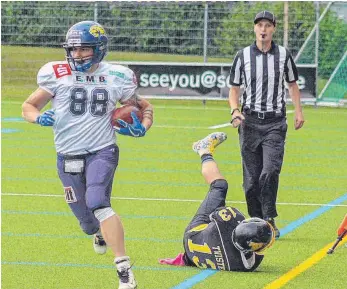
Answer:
[
  {"left": 154, "top": 125, "right": 207, "bottom": 129},
  {"left": 208, "top": 123, "right": 232, "bottom": 129},
  {"left": 2, "top": 192, "right": 347, "bottom": 207},
  {"left": 3, "top": 101, "right": 346, "bottom": 114},
  {"left": 208, "top": 111, "right": 295, "bottom": 129}
]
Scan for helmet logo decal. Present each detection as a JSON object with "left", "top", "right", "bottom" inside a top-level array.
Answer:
[
  {"left": 89, "top": 25, "right": 105, "bottom": 37},
  {"left": 67, "top": 30, "right": 83, "bottom": 45},
  {"left": 70, "top": 30, "right": 83, "bottom": 35},
  {"left": 249, "top": 241, "right": 264, "bottom": 252},
  {"left": 67, "top": 38, "right": 81, "bottom": 45}
]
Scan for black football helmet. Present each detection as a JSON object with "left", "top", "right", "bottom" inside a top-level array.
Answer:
[{"left": 232, "top": 217, "right": 275, "bottom": 254}]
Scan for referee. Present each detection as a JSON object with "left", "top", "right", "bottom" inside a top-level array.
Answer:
[{"left": 228, "top": 10, "right": 305, "bottom": 238}]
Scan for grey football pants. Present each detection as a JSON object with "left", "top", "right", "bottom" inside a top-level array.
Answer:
[{"left": 57, "top": 144, "right": 119, "bottom": 235}]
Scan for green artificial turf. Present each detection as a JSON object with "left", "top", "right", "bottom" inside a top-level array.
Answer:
[{"left": 2, "top": 98, "right": 347, "bottom": 289}]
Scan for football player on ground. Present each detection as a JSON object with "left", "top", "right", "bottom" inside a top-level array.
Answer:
[
  {"left": 22, "top": 21, "right": 154, "bottom": 289},
  {"left": 159, "top": 132, "right": 275, "bottom": 272}
]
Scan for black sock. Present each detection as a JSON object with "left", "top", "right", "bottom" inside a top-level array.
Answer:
[{"left": 201, "top": 153, "right": 214, "bottom": 164}]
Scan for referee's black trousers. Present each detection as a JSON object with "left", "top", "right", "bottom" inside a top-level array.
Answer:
[{"left": 238, "top": 116, "right": 287, "bottom": 219}]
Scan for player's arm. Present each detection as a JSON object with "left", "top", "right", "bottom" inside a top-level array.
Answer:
[
  {"left": 120, "top": 93, "right": 153, "bottom": 131},
  {"left": 229, "top": 87, "right": 245, "bottom": 128},
  {"left": 287, "top": 81, "right": 304, "bottom": 130},
  {"left": 22, "top": 88, "right": 54, "bottom": 125},
  {"left": 285, "top": 51, "right": 304, "bottom": 130},
  {"left": 228, "top": 51, "right": 245, "bottom": 128},
  {"left": 229, "top": 85, "right": 244, "bottom": 123}
]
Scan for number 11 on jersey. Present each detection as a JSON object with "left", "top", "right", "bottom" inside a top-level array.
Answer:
[{"left": 187, "top": 239, "right": 216, "bottom": 270}]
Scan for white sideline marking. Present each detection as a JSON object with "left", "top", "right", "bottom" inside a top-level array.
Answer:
[
  {"left": 3, "top": 101, "right": 347, "bottom": 114},
  {"left": 208, "top": 123, "right": 231, "bottom": 129},
  {"left": 208, "top": 111, "right": 294, "bottom": 129},
  {"left": 2, "top": 193, "right": 347, "bottom": 207},
  {"left": 154, "top": 125, "right": 206, "bottom": 129}
]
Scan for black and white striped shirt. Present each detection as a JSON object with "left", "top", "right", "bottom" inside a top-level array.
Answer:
[{"left": 229, "top": 41, "right": 298, "bottom": 112}]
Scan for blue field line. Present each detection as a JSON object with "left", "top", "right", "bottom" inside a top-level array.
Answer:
[
  {"left": 2, "top": 139, "right": 347, "bottom": 155},
  {"left": 1, "top": 210, "right": 190, "bottom": 220},
  {"left": 3, "top": 142, "right": 347, "bottom": 153},
  {"left": 169, "top": 192, "right": 347, "bottom": 289},
  {"left": 2, "top": 165, "right": 240, "bottom": 176},
  {"left": 280, "top": 193, "right": 347, "bottom": 235},
  {"left": 1, "top": 260, "right": 188, "bottom": 271},
  {"left": 2, "top": 117, "right": 24, "bottom": 122},
  {"left": 3, "top": 158, "right": 347, "bottom": 169},
  {"left": 4, "top": 135, "right": 347, "bottom": 147},
  {"left": 1, "top": 144, "right": 235, "bottom": 154},
  {"left": 1, "top": 154, "right": 245, "bottom": 163},
  {"left": 1, "top": 209, "right": 292, "bottom": 224},
  {"left": 1, "top": 210, "right": 296, "bottom": 223},
  {"left": 3, "top": 165, "right": 347, "bottom": 180},
  {"left": 2, "top": 177, "right": 346, "bottom": 192},
  {"left": 3, "top": 150, "right": 347, "bottom": 160},
  {"left": 2, "top": 177, "right": 208, "bottom": 187},
  {"left": 2, "top": 232, "right": 182, "bottom": 243},
  {"left": 2, "top": 128, "right": 21, "bottom": 133},
  {"left": 3, "top": 123, "right": 347, "bottom": 135}
]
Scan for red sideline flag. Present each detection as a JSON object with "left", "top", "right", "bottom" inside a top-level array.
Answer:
[{"left": 337, "top": 214, "right": 347, "bottom": 236}]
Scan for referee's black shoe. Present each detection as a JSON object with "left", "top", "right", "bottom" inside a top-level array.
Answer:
[{"left": 266, "top": 218, "right": 280, "bottom": 239}]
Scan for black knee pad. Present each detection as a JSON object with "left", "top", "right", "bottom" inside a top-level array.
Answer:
[{"left": 210, "top": 179, "right": 228, "bottom": 193}]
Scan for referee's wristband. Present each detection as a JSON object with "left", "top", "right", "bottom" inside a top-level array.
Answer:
[{"left": 230, "top": 108, "right": 240, "bottom": 116}]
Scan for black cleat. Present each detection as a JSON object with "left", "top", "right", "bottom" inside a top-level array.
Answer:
[
  {"left": 93, "top": 234, "right": 107, "bottom": 254},
  {"left": 266, "top": 218, "right": 281, "bottom": 239}
]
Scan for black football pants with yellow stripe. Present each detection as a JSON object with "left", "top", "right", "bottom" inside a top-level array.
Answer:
[{"left": 185, "top": 179, "right": 228, "bottom": 233}]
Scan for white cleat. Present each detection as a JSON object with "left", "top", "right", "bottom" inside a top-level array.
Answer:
[
  {"left": 93, "top": 234, "right": 107, "bottom": 255},
  {"left": 192, "top": 132, "right": 227, "bottom": 155},
  {"left": 115, "top": 256, "right": 137, "bottom": 289}
]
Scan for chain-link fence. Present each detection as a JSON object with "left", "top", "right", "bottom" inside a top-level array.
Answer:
[
  {"left": 1, "top": 1, "right": 346, "bottom": 90},
  {"left": 1, "top": 1, "right": 330, "bottom": 57}
]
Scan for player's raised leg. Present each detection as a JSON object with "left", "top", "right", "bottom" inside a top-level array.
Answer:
[
  {"left": 184, "top": 132, "right": 228, "bottom": 234},
  {"left": 193, "top": 132, "right": 227, "bottom": 184}
]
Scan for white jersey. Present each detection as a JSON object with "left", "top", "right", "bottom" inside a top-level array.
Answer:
[{"left": 37, "top": 61, "right": 137, "bottom": 155}]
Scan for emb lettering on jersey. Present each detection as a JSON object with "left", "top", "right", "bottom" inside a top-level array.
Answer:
[
  {"left": 74, "top": 75, "right": 107, "bottom": 85},
  {"left": 53, "top": 64, "right": 72, "bottom": 78}
]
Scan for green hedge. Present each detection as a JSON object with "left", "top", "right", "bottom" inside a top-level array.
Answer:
[{"left": 2, "top": 1, "right": 346, "bottom": 78}]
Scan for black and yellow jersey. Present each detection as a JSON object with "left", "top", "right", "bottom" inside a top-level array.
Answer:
[{"left": 183, "top": 206, "right": 264, "bottom": 271}]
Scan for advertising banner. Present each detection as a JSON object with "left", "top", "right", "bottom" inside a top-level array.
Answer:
[{"left": 114, "top": 62, "right": 316, "bottom": 99}]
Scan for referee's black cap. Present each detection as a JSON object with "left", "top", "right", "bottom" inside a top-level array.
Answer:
[{"left": 254, "top": 10, "right": 276, "bottom": 26}]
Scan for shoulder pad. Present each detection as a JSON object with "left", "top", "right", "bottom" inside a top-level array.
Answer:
[
  {"left": 38, "top": 62, "right": 71, "bottom": 80},
  {"left": 37, "top": 61, "right": 70, "bottom": 95},
  {"left": 109, "top": 65, "right": 135, "bottom": 80},
  {"left": 210, "top": 206, "right": 245, "bottom": 223}
]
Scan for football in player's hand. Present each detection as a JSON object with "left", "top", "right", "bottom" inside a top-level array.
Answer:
[{"left": 111, "top": 105, "right": 143, "bottom": 128}]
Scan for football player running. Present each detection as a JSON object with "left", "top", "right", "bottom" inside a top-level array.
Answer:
[
  {"left": 22, "top": 21, "right": 153, "bottom": 289},
  {"left": 159, "top": 132, "right": 275, "bottom": 272}
]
